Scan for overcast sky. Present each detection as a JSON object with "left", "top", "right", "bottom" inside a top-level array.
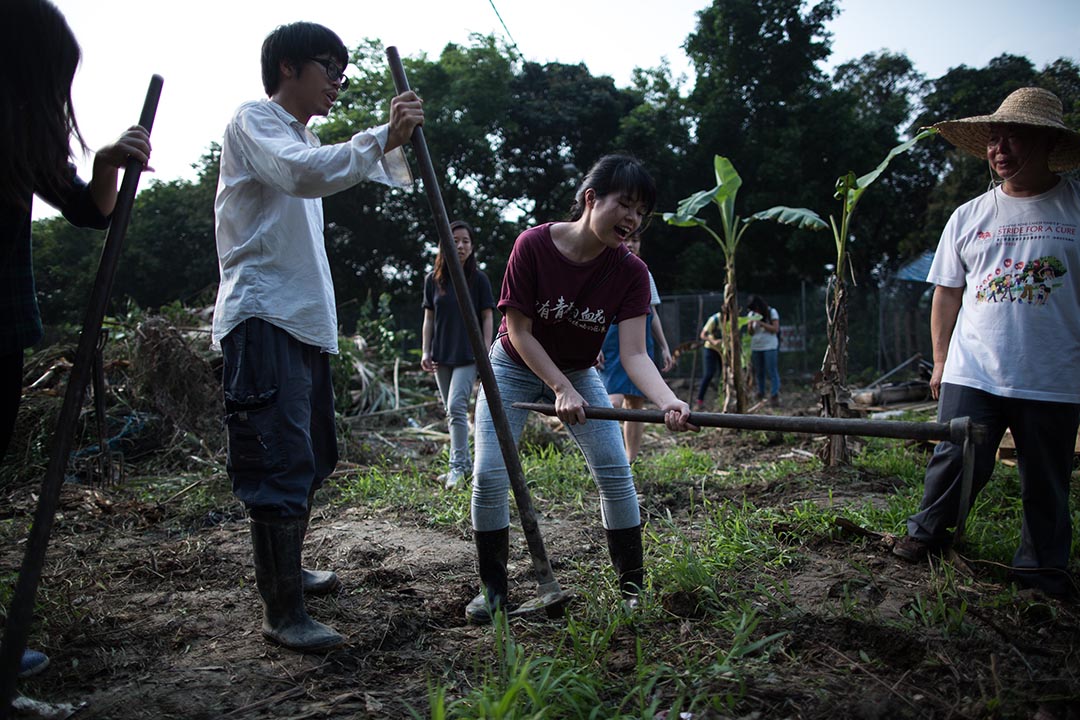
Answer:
[{"left": 35, "top": 0, "right": 1080, "bottom": 220}]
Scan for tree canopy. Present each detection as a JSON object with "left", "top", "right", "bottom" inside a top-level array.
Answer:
[{"left": 28, "top": 0, "right": 1080, "bottom": 367}]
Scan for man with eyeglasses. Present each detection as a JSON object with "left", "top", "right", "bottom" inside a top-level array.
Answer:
[
  {"left": 212, "top": 21, "right": 423, "bottom": 652},
  {"left": 892, "top": 87, "right": 1080, "bottom": 599}
]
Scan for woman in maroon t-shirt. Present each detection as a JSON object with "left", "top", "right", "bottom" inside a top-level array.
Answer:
[{"left": 465, "top": 155, "right": 696, "bottom": 624}]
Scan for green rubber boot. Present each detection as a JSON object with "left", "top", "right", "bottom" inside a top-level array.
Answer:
[
  {"left": 606, "top": 524, "right": 644, "bottom": 609},
  {"left": 465, "top": 527, "right": 510, "bottom": 624},
  {"left": 300, "top": 496, "right": 341, "bottom": 595},
  {"left": 250, "top": 516, "right": 344, "bottom": 651}
]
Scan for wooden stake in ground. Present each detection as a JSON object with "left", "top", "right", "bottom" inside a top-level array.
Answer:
[
  {"left": 384, "top": 48, "right": 571, "bottom": 617},
  {"left": 0, "top": 76, "right": 163, "bottom": 717}
]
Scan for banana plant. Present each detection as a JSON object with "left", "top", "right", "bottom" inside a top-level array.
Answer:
[
  {"left": 664, "top": 156, "right": 826, "bottom": 413},
  {"left": 773, "top": 128, "right": 939, "bottom": 464}
]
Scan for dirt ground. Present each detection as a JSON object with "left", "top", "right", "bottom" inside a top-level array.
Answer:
[{"left": 4, "top": 383, "right": 1080, "bottom": 720}]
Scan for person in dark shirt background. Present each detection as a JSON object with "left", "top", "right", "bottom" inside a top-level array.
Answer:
[{"left": 420, "top": 220, "right": 495, "bottom": 490}]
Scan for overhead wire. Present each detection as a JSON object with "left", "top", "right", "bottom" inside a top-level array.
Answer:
[{"left": 486, "top": 0, "right": 522, "bottom": 60}]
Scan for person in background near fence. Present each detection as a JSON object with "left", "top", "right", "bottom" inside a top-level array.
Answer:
[
  {"left": 0, "top": 0, "right": 152, "bottom": 681},
  {"left": 420, "top": 220, "right": 495, "bottom": 490},
  {"left": 694, "top": 310, "right": 723, "bottom": 409},
  {"left": 892, "top": 87, "right": 1080, "bottom": 598},
  {"left": 211, "top": 21, "right": 423, "bottom": 651},
  {"left": 468, "top": 155, "right": 697, "bottom": 624},
  {"left": 600, "top": 231, "right": 675, "bottom": 462},
  {"left": 746, "top": 295, "right": 781, "bottom": 407}
]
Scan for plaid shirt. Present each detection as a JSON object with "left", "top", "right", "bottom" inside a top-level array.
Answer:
[{"left": 2, "top": 166, "right": 109, "bottom": 354}]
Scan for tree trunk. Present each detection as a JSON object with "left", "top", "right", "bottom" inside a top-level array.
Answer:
[
  {"left": 721, "top": 265, "right": 746, "bottom": 414},
  {"left": 818, "top": 276, "right": 850, "bottom": 465}
]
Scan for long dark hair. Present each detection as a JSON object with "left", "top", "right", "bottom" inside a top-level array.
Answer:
[
  {"left": 0, "top": 0, "right": 87, "bottom": 211},
  {"left": 261, "top": 21, "right": 348, "bottom": 96},
  {"left": 433, "top": 220, "right": 477, "bottom": 291},
  {"left": 747, "top": 295, "right": 771, "bottom": 317},
  {"left": 567, "top": 154, "right": 657, "bottom": 226}
]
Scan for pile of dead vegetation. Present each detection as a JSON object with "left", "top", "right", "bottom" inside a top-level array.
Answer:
[{"left": 1, "top": 304, "right": 438, "bottom": 490}]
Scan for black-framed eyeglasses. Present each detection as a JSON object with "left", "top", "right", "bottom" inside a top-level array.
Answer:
[{"left": 308, "top": 57, "right": 349, "bottom": 89}]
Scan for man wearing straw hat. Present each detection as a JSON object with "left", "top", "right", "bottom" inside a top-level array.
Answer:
[{"left": 892, "top": 87, "right": 1080, "bottom": 598}]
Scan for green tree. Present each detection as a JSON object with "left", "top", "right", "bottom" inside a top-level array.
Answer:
[
  {"left": 614, "top": 62, "right": 696, "bottom": 292},
  {"left": 31, "top": 216, "right": 103, "bottom": 328},
  {"left": 784, "top": 129, "right": 936, "bottom": 464},
  {"left": 681, "top": 0, "right": 839, "bottom": 294},
  {"left": 665, "top": 156, "right": 826, "bottom": 413},
  {"left": 33, "top": 145, "right": 221, "bottom": 329},
  {"left": 116, "top": 145, "right": 220, "bottom": 309},
  {"left": 319, "top": 36, "right": 645, "bottom": 333}
]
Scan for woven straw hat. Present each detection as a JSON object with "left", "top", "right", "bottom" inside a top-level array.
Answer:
[{"left": 933, "top": 87, "right": 1080, "bottom": 172}]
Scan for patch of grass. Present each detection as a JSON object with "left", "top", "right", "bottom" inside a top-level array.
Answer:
[
  {"left": 645, "top": 446, "right": 717, "bottom": 483},
  {"left": 899, "top": 563, "right": 974, "bottom": 638},
  {"left": 329, "top": 460, "right": 469, "bottom": 529},
  {"left": 519, "top": 444, "right": 595, "bottom": 511},
  {"left": 426, "top": 599, "right": 776, "bottom": 719},
  {"left": 242, "top": 427, "right": 1080, "bottom": 718}
]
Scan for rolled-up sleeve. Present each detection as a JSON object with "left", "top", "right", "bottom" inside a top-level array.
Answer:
[{"left": 230, "top": 103, "right": 412, "bottom": 198}]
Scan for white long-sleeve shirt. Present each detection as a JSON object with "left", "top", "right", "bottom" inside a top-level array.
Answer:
[{"left": 212, "top": 99, "right": 412, "bottom": 352}]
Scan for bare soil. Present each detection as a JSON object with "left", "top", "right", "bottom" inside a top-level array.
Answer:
[{"left": 5, "top": 385, "right": 1080, "bottom": 720}]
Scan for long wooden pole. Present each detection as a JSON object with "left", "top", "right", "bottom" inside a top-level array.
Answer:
[
  {"left": 384, "top": 49, "right": 567, "bottom": 607},
  {"left": 0, "top": 76, "right": 163, "bottom": 714},
  {"left": 513, "top": 402, "right": 978, "bottom": 445},
  {"left": 516, "top": 402, "right": 979, "bottom": 543}
]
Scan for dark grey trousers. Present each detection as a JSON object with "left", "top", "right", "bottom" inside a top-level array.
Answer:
[
  {"left": 221, "top": 318, "right": 338, "bottom": 519},
  {"left": 907, "top": 383, "right": 1079, "bottom": 593}
]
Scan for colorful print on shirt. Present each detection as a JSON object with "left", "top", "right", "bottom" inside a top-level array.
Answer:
[{"left": 975, "top": 255, "right": 1067, "bottom": 305}]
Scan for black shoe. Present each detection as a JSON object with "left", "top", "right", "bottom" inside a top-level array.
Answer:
[
  {"left": 892, "top": 535, "right": 940, "bottom": 562},
  {"left": 1008, "top": 568, "right": 1077, "bottom": 600},
  {"left": 466, "top": 527, "right": 509, "bottom": 624},
  {"left": 250, "top": 516, "right": 344, "bottom": 651}
]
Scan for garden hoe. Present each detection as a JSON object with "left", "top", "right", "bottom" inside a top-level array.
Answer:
[
  {"left": 514, "top": 403, "right": 983, "bottom": 543},
  {"left": 386, "top": 48, "right": 572, "bottom": 620}
]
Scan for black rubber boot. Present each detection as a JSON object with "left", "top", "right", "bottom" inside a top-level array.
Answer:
[
  {"left": 300, "top": 492, "right": 341, "bottom": 595},
  {"left": 250, "top": 516, "right": 344, "bottom": 651},
  {"left": 606, "top": 525, "right": 644, "bottom": 608},
  {"left": 465, "top": 527, "right": 510, "bottom": 624}
]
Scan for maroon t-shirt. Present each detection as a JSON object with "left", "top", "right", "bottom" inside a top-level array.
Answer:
[{"left": 498, "top": 223, "right": 651, "bottom": 370}]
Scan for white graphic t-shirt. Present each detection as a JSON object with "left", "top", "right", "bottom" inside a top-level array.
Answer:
[{"left": 928, "top": 178, "right": 1080, "bottom": 403}]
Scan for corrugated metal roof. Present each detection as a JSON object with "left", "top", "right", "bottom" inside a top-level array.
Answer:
[{"left": 895, "top": 250, "right": 935, "bottom": 283}]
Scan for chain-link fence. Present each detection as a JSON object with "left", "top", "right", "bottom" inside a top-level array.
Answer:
[{"left": 656, "top": 281, "right": 934, "bottom": 387}]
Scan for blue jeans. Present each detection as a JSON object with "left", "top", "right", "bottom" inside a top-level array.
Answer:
[
  {"left": 751, "top": 349, "right": 780, "bottom": 398},
  {"left": 472, "top": 343, "right": 639, "bottom": 532},
  {"left": 435, "top": 363, "right": 477, "bottom": 473},
  {"left": 696, "top": 348, "right": 721, "bottom": 402}
]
